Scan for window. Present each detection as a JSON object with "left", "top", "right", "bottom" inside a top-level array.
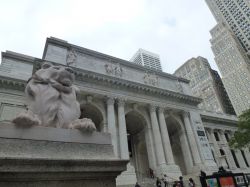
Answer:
[
  {"left": 241, "top": 150, "right": 249, "bottom": 167},
  {"left": 214, "top": 131, "right": 220, "bottom": 141},
  {"left": 225, "top": 133, "right": 230, "bottom": 142},
  {"left": 220, "top": 149, "right": 229, "bottom": 168},
  {"left": 211, "top": 149, "right": 216, "bottom": 163},
  {"left": 231, "top": 150, "right": 240, "bottom": 168}
]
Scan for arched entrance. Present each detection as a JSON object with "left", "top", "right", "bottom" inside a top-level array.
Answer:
[
  {"left": 80, "top": 104, "right": 104, "bottom": 132},
  {"left": 125, "top": 111, "right": 150, "bottom": 181},
  {"left": 166, "top": 115, "right": 188, "bottom": 174}
]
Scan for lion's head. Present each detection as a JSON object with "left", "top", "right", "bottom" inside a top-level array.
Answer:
[{"left": 31, "top": 62, "right": 75, "bottom": 93}]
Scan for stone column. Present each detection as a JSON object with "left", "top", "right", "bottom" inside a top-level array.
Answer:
[
  {"left": 107, "top": 97, "right": 118, "bottom": 157},
  {"left": 179, "top": 128, "right": 194, "bottom": 173},
  {"left": 149, "top": 105, "right": 166, "bottom": 166},
  {"left": 157, "top": 107, "right": 175, "bottom": 164},
  {"left": 117, "top": 98, "right": 129, "bottom": 160},
  {"left": 183, "top": 112, "right": 201, "bottom": 165},
  {"left": 218, "top": 130, "right": 237, "bottom": 169},
  {"left": 207, "top": 128, "right": 221, "bottom": 165},
  {"left": 145, "top": 125, "right": 157, "bottom": 171},
  {"left": 103, "top": 120, "right": 108, "bottom": 133}
]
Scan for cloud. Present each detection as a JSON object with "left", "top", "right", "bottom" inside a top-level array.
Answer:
[{"left": 0, "top": 0, "right": 217, "bottom": 73}]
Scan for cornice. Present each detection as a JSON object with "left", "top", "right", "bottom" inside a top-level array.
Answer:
[
  {"left": 73, "top": 68, "right": 202, "bottom": 106},
  {"left": 43, "top": 37, "right": 190, "bottom": 84},
  {"left": 0, "top": 76, "right": 26, "bottom": 91},
  {"left": 2, "top": 51, "right": 36, "bottom": 64},
  {"left": 200, "top": 111, "right": 238, "bottom": 125}
]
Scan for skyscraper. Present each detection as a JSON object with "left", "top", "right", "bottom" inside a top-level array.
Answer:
[
  {"left": 174, "top": 56, "right": 235, "bottom": 115},
  {"left": 210, "top": 23, "right": 250, "bottom": 115},
  {"left": 130, "top": 49, "right": 162, "bottom": 71},
  {"left": 205, "top": 0, "right": 250, "bottom": 55}
]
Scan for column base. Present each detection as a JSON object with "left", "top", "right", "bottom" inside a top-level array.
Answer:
[{"left": 155, "top": 163, "right": 182, "bottom": 180}]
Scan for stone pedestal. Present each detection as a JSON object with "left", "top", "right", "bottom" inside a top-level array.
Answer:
[{"left": 0, "top": 123, "right": 128, "bottom": 187}]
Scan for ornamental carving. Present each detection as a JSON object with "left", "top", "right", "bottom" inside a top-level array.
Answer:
[
  {"left": 176, "top": 81, "right": 183, "bottom": 93},
  {"left": 143, "top": 72, "right": 159, "bottom": 86},
  {"left": 66, "top": 49, "right": 77, "bottom": 66},
  {"left": 12, "top": 62, "right": 96, "bottom": 132},
  {"left": 104, "top": 63, "right": 123, "bottom": 77}
]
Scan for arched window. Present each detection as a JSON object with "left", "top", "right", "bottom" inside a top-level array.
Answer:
[{"left": 231, "top": 149, "right": 240, "bottom": 168}]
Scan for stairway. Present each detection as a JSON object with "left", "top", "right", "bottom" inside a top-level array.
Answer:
[{"left": 182, "top": 174, "right": 201, "bottom": 187}]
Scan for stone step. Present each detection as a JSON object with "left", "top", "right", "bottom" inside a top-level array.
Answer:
[{"left": 183, "top": 174, "right": 201, "bottom": 187}]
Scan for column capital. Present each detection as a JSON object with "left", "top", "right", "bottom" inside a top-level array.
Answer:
[
  {"left": 158, "top": 107, "right": 165, "bottom": 113},
  {"left": 218, "top": 129, "right": 225, "bottom": 134},
  {"left": 206, "top": 128, "right": 214, "bottom": 133},
  {"left": 149, "top": 105, "right": 157, "bottom": 112},
  {"left": 182, "top": 110, "right": 190, "bottom": 117},
  {"left": 106, "top": 97, "right": 115, "bottom": 105},
  {"left": 117, "top": 97, "right": 126, "bottom": 107}
]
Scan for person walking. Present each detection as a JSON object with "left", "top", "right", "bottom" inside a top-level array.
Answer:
[
  {"left": 156, "top": 177, "right": 162, "bottom": 187},
  {"left": 179, "top": 176, "right": 184, "bottom": 187},
  {"left": 135, "top": 182, "right": 141, "bottom": 187},
  {"left": 188, "top": 178, "right": 195, "bottom": 187},
  {"left": 162, "top": 174, "right": 168, "bottom": 187},
  {"left": 200, "top": 170, "right": 207, "bottom": 187}
]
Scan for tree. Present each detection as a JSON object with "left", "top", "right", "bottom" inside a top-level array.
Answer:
[{"left": 229, "top": 109, "right": 250, "bottom": 149}]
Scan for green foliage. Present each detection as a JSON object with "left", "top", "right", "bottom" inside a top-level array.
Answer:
[{"left": 229, "top": 109, "right": 250, "bottom": 149}]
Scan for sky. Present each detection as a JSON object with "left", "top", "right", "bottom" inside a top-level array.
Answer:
[{"left": 0, "top": 0, "right": 217, "bottom": 74}]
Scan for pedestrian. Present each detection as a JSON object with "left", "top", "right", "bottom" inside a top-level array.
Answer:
[
  {"left": 188, "top": 178, "right": 195, "bottom": 187},
  {"left": 174, "top": 181, "right": 181, "bottom": 187},
  {"left": 156, "top": 177, "right": 162, "bottom": 187},
  {"left": 173, "top": 181, "right": 177, "bottom": 187},
  {"left": 149, "top": 168, "right": 155, "bottom": 178},
  {"left": 179, "top": 176, "right": 184, "bottom": 187},
  {"left": 200, "top": 170, "right": 207, "bottom": 187},
  {"left": 162, "top": 174, "right": 168, "bottom": 187},
  {"left": 135, "top": 182, "right": 141, "bottom": 187}
]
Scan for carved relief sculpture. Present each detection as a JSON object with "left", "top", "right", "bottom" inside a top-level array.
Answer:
[
  {"left": 66, "top": 49, "right": 77, "bottom": 66},
  {"left": 12, "top": 62, "right": 96, "bottom": 132},
  {"left": 143, "top": 72, "right": 159, "bottom": 86},
  {"left": 176, "top": 80, "right": 183, "bottom": 93},
  {"left": 105, "top": 63, "right": 123, "bottom": 77}
]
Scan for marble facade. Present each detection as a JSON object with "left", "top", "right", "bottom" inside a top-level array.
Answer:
[{"left": 0, "top": 37, "right": 250, "bottom": 187}]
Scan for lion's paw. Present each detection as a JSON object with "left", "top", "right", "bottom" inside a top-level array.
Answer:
[
  {"left": 12, "top": 110, "right": 41, "bottom": 127},
  {"left": 69, "top": 118, "right": 96, "bottom": 132}
]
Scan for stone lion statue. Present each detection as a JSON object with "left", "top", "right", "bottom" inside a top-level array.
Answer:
[{"left": 12, "top": 62, "right": 96, "bottom": 132}]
